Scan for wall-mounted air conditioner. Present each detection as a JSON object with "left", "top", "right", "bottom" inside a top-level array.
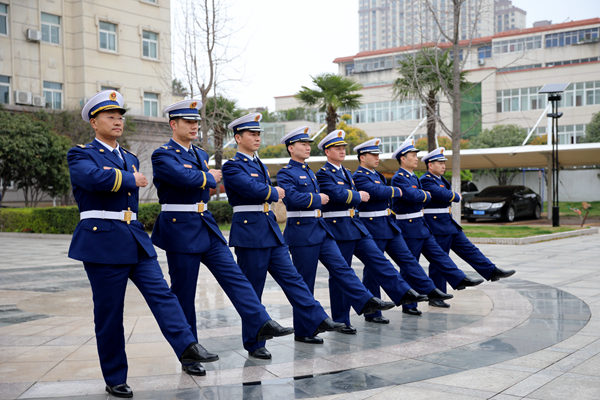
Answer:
[
  {"left": 478, "top": 59, "right": 485, "bottom": 66},
  {"left": 14, "top": 90, "right": 33, "bottom": 105},
  {"left": 26, "top": 29, "right": 42, "bottom": 42},
  {"left": 32, "top": 95, "right": 45, "bottom": 107}
]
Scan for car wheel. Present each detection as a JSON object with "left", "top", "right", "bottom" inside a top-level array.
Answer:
[
  {"left": 533, "top": 204, "right": 541, "bottom": 219},
  {"left": 466, "top": 218, "right": 476, "bottom": 223},
  {"left": 505, "top": 206, "right": 515, "bottom": 222}
]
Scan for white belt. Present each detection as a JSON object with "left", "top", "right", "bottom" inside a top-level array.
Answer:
[
  {"left": 287, "top": 210, "right": 322, "bottom": 218},
  {"left": 80, "top": 210, "right": 137, "bottom": 224},
  {"left": 359, "top": 209, "right": 390, "bottom": 218},
  {"left": 396, "top": 211, "right": 424, "bottom": 220},
  {"left": 322, "top": 209, "right": 356, "bottom": 218},
  {"left": 161, "top": 203, "right": 208, "bottom": 212},
  {"left": 233, "top": 203, "right": 271, "bottom": 213},
  {"left": 423, "top": 208, "right": 451, "bottom": 215}
]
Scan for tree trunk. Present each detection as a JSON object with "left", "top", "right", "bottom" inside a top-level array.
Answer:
[
  {"left": 326, "top": 105, "right": 337, "bottom": 134},
  {"left": 451, "top": 0, "right": 462, "bottom": 224},
  {"left": 427, "top": 90, "right": 437, "bottom": 152}
]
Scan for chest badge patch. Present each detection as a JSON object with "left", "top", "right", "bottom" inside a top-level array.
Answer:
[
  {"left": 103, "top": 166, "right": 112, "bottom": 170},
  {"left": 251, "top": 173, "right": 259, "bottom": 177},
  {"left": 183, "top": 164, "right": 192, "bottom": 168},
  {"left": 440, "top": 185, "right": 445, "bottom": 187},
  {"left": 375, "top": 180, "right": 381, "bottom": 184},
  {"left": 412, "top": 185, "right": 417, "bottom": 188},
  {"left": 337, "top": 181, "right": 344, "bottom": 185},
  {"left": 299, "top": 176, "right": 307, "bottom": 179}
]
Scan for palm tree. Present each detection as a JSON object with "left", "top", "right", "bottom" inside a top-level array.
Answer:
[
  {"left": 393, "top": 49, "right": 468, "bottom": 152},
  {"left": 295, "top": 73, "right": 363, "bottom": 134}
]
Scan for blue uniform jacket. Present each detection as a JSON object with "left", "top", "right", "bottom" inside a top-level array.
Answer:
[
  {"left": 316, "top": 163, "right": 369, "bottom": 241},
  {"left": 390, "top": 168, "right": 432, "bottom": 239},
  {"left": 151, "top": 139, "right": 225, "bottom": 253},
  {"left": 352, "top": 166, "right": 402, "bottom": 240},
  {"left": 67, "top": 142, "right": 156, "bottom": 264},
  {"left": 420, "top": 173, "right": 462, "bottom": 236},
  {"left": 277, "top": 159, "right": 334, "bottom": 246},
  {"left": 222, "top": 152, "right": 282, "bottom": 248}
]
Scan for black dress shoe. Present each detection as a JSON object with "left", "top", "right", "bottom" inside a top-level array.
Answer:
[
  {"left": 398, "top": 289, "right": 429, "bottom": 305},
  {"left": 295, "top": 335, "right": 324, "bottom": 344},
  {"left": 182, "top": 363, "right": 206, "bottom": 376},
  {"left": 428, "top": 288, "right": 454, "bottom": 301},
  {"left": 402, "top": 308, "right": 422, "bottom": 316},
  {"left": 429, "top": 299, "right": 451, "bottom": 308},
  {"left": 455, "top": 276, "right": 484, "bottom": 290},
  {"left": 179, "top": 342, "right": 219, "bottom": 365},
  {"left": 249, "top": 347, "right": 272, "bottom": 359},
  {"left": 360, "top": 297, "right": 396, "bottom": 315},
  {"left": 256, "top": 320, "right": 294, "bottom": 341},
  {"left": 314, "top": 318, "right": 346, "bottom": 335},
  {"left": 365, "top": 316, "right": 390, "bottom": 324},
  {"left": 105, "top": 384, "right": 133, "bottom": 398},
  {"left": 489, "top": 267, "right": 516, "bottom": 282},
  {"left": 338, "top": 325, "right": 357, "bottom": 334}
]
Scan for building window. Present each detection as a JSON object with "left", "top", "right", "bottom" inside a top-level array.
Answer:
[
  {"left": 493, "top": 35, "right": 542, "bottom": 54},
  {"left": 99, "top": 21, "right": 117, "bottom": 51},
  {"left": 43, "top": 81, "right": 63, "bottom": 109},
  {"left": 41, "top": 13, "right": 60, "bottom": 44},
  {"left": 142, "top": 31, "right": 158, "bottom": 59},
  {"left": 144, "top": 92, "right": 159, "bottom": 117},
  {"left": 545, "top": 28, "right": 599, "bottom": 48},
  {"left": 0, "top": 3, "right": 8, "bottom": 35},
  {"left": 0, "top": 75, "right": 10, "bottom": 104},
  {"left": 345, "top": 64, "right": 354, "bottom": 76}
]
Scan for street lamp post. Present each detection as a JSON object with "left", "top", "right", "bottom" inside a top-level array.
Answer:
[{"left": 539, "top": 83, "right": 569, "bottom": 227}]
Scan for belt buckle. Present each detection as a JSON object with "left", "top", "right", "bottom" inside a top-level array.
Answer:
[
  {"left": 349, "top": 209, "right": 355, "bottom": 218},
  {"left": 317, "top": 209, "right": 322, "bottom": 218},
  {"left": 197, "top": 202, "right": 204, "bottom": 213},
  {"left": 122, "top": 210, "right": 132, "bottom": 224},
  {"left": 263, "top": 203, "right": 269, "bottom": 213},
  {"left": 387, "top": 208, "right": 391, "bottom": 216}
]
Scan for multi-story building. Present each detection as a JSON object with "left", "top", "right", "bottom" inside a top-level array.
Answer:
[
  {"left": 278, "top": 18, "right": 600, "bottom": 153},
  {"left": 358, "top": 0, "right": 495, "bottom": 52},
  {"left": 495, "top": 0, "right": 526, "bottom": 33},
  {"left": 0, "top": 0, "right": 172, "bottom": 116}
]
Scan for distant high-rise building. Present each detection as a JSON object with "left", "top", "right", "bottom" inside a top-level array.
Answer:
[
  {"left": 358, "top": 0, "right": 495, "bottom": 52},
  {"left": 494, "top": 0, "right": 527, "bottom": 33}
]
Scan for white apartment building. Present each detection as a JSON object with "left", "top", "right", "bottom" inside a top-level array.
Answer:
[
  {"left": 494, "top": 0, "right": 526, "bottom": 33},
  {"left": 277, "top": 18, "right": 600, "bottom": 153},
  {"left": 0, "top": 0, "right": 173, "bottom": 116},
  {"left": 359, "top": 0, "right": 495, "bottom": 52}
]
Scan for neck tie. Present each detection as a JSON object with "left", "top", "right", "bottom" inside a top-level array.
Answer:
[
  {"left": 189, "top": 148, "right": 200, "bottom": 164},
  {"left": 112, "top": 149, "right": 124, "bottom": 168}
]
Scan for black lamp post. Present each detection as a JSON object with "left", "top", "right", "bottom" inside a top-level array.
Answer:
[{"left": 539, "top": 83, "right": 569, "bottom": 227}]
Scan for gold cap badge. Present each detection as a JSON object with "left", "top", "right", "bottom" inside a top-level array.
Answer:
[
  {"left": 254, "top": 115, "right": 261, "bottom": 122},
  {"left": 109, "top": 92, "right": 117, "bottom": 101},
  {"left": 190, "top": 101, "right": 197, "bottom": 108}
]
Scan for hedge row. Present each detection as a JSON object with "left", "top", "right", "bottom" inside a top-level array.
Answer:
[{"left": 0, "top": 201, "right": 234, "bottom": 234}]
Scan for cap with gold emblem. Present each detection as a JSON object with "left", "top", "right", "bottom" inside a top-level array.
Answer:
[
  {"left": 422, "top": 147, "right": 448, "bottom": 163},
  {"left": 353, "top": 138, "right": 382, "bottom": 155},
  {"left": 163, "top": 99, "right": 202, "bottom": 120},
  {"left": 317, "top": 130, "right": 347, "bottom": 150},
  {"left": 228, "top": 113, "right": 264, "bottom": 133},
  {"left": 392, "top": 138, "right": 419, "bottom": 160},
  {"left": 280, "top": 126, "right": 314, "bottom": 145},
  {"left": 81, "top": 90, "right": 126, "bottom": 122}
]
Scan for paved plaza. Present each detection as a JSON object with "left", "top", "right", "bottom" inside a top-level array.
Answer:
[{"left": 0, "top": 231, "right": 599, "bottom": 400}]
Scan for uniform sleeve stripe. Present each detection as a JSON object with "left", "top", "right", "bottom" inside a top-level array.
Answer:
[
  {"left": 422, "top": 190, "right": 427, "bottom": 202},
  {"left": 265, "top": 186, "right": 272, "bottom": 200},
  {"left": 111, "top": 169, "right": 122, "bottom": 192},
  {"left": 346, "top": 190, "right": 353, "bottom": 204},
  {"left": 450, "top": 192, "right": 456, "bottom": 202},
  {"left": 308, "top": 193, "right": 313, "bottom": 208},
  {"left": 200, "top": 171, "right": 207, "bottom": 189},
  {"left": 390, "top": 188, "right": 395, "bottom": 198}
]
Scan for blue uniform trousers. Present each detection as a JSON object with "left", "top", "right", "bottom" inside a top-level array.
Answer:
[
  {"left": 235, "top": 245, "right": 329, "bottom": 352},
  {"left": 289, "top": 237, "right": 374, "bottom": 334},
  {"left": 333, "top": 236, "right": 412, "bottom": 325},
  {"left": 430, "top": 231, "right": 496, "bottom": 293},
  {"left": 84, "top": 249, "right": 195, "bottom": 386},
  {"left": 165, "top": 230, "right": 271, "bottom": 346},
  {"left": 367, "top": 236, "right": 438, "bottom": 316}
]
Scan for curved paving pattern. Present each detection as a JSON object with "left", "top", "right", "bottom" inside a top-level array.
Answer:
[{"left": 0, "top": 233, "right": 596, "bottom": 400}]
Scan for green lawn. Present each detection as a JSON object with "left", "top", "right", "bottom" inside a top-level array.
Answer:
[
  {"left": 557, "top": 201, "right": 600, "bottom": 218},
  {"left": 462, "top": 225, "right": 580, "bottom": 238}
]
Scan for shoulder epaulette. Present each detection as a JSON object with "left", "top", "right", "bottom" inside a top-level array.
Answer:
[
  {"left": 426, "top": 174, "right": 431, "bottom": 178},
  {"left": 321, "top": 167, "right": 326, "bottom": 171},
  {"left": 161, "top": 145, "right": 170, "bottom": 150},
  {"left": 123, "top": 149, "right": 138, "bottom": 158},
  {"left": 357, "top": 170, "right": 363, "bottom": 173},
  {"left": 282, "top": 165, "right": 290, "bottom": 169},
  {"left": 398, "top": 172, "right": 404, "bottom": 176},
  {"left": 76, "top": 144, "right": 86, "bottom": 148}
]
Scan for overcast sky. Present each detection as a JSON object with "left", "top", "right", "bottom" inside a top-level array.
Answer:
[{"left": 172, "top": 0, "right": 600, "bottom": 111}]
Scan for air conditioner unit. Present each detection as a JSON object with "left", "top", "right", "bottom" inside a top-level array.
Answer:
[
  {"left": 14, "top": 90, "right": 32, "bottom": 105},
  {"left": 32, "top": 95, "right": 45, "bottom": 107},
  {"left": 478, "top": 59, "right": 485, "bottom": 66},
  {"left": 26, "top": 29, "right": 42, "bottom": 42}
]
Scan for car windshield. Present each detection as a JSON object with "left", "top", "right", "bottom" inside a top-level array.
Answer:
[{"left": 475, "top": 186, "right": 515, "bottom": 198}]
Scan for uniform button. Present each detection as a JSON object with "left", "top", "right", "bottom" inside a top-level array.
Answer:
[
  {"left": 333, "top": 220, "right": 337, "bottom": 223},
  {"left": 433, "top": 216, "right": 437, "bottom": 219},
  {"left": 297, "top": 221, "right": 300, "bottom": 225},
  {"left": 99, "top": 149, "right": 104, "bottom": 152},
  {"left": 172, "top": 218, "right": 176, "bottom": 222},
  {"left": 369, "top": 217, "right": 373, "bottom": 220},
  {"left": 176, "top": 149, "right": 180, "bottom": 153},
  {"left": 201, "top": 213, "right": 204, "bottom": 216},
  {"left": 315, "top": 190, "right": 318, "bottom": 193},
  {"left": 409, "top": 219, "right": 412, "bottom": 222},
  {"left": 93, "top": 227, "right": 97, "bottom": 231},
  {"left": 128, "top": 192, "right": 131, "bottom": 196},
  {"left": 244, "top": 220, "right": 248, "bottom": 224}
]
